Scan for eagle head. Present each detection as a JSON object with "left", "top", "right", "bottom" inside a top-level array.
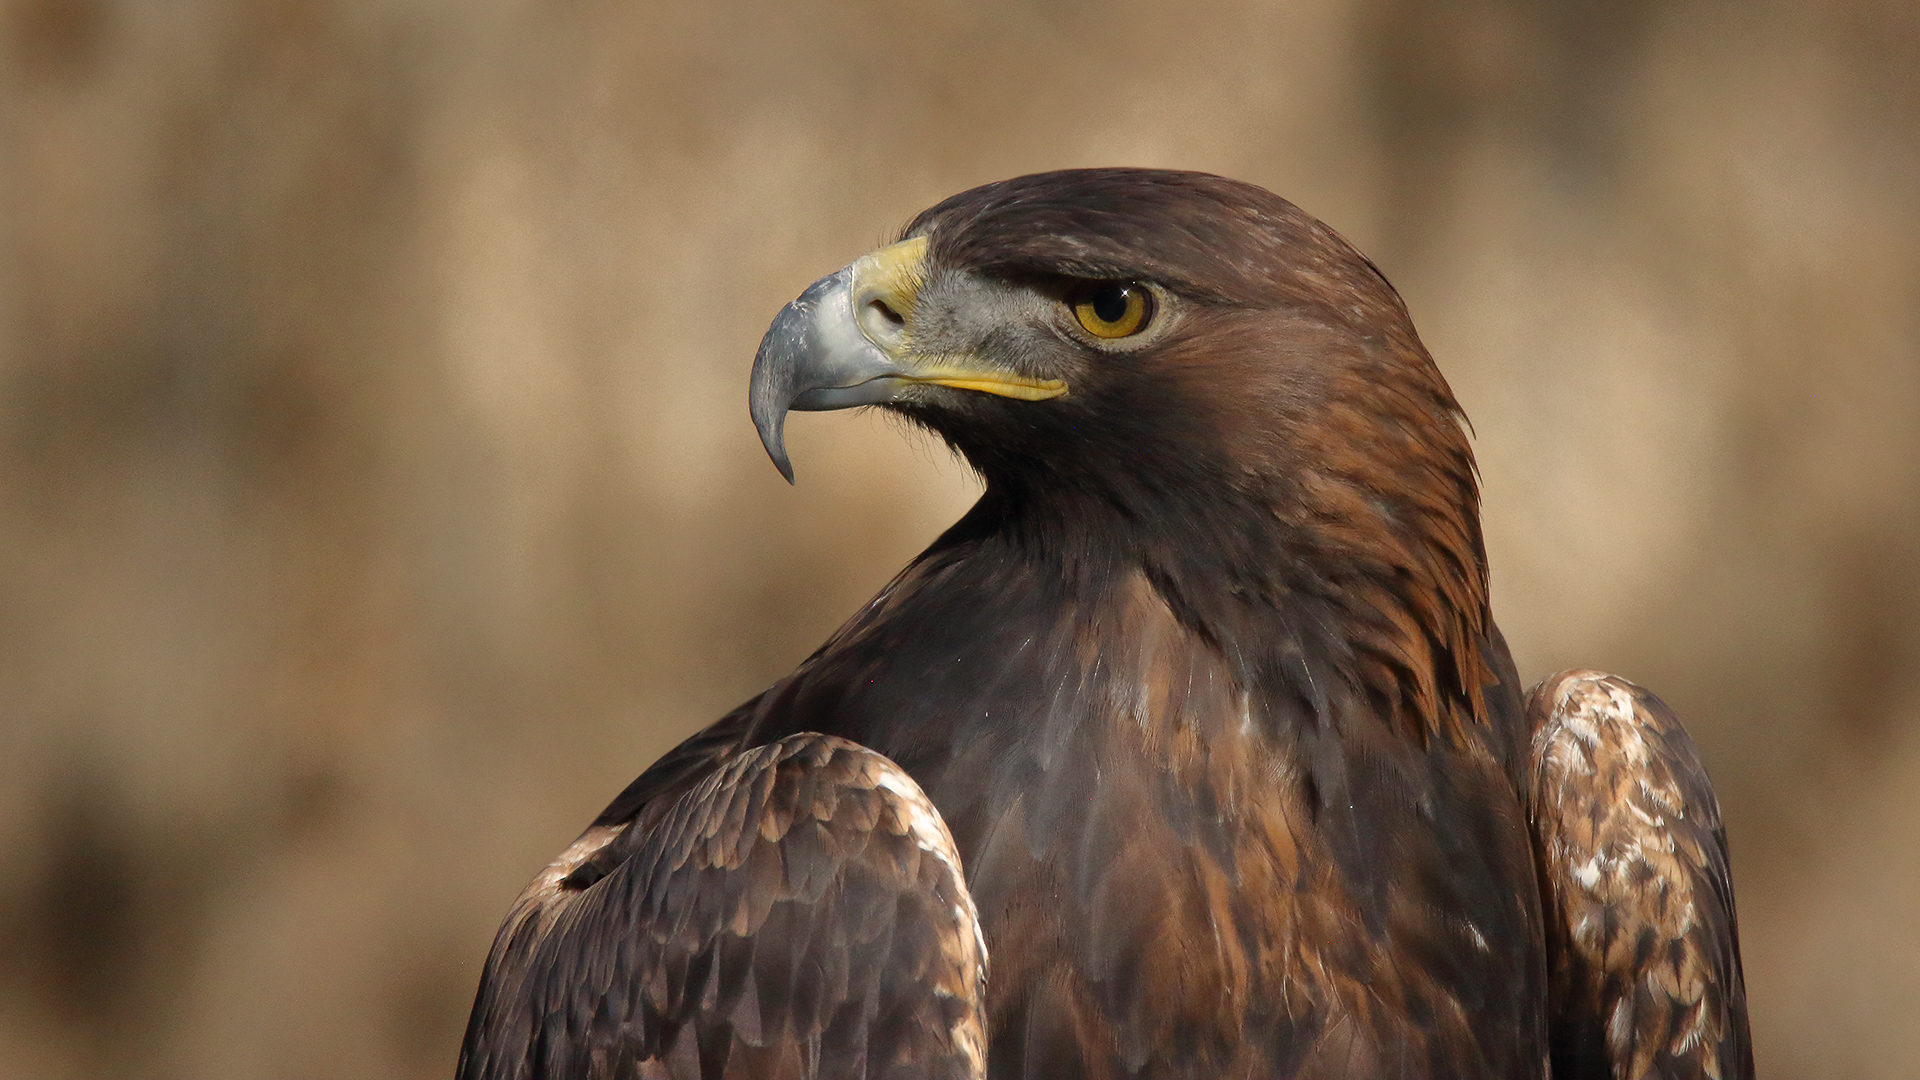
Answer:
[{"left": 750, "top": 168, "right": 1491, "bottom": 733}]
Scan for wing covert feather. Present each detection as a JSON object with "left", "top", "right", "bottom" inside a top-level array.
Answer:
[
  {"left": 1524, "top": 671, "right": 1753, "bottom": 1080},
  {"left": 458, "top": 733, "right": 988, "bottom": 1080}
]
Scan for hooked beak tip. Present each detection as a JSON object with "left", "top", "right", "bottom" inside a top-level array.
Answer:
[{"left": 751, "top": 399, "right": 797, "bottom": 483}]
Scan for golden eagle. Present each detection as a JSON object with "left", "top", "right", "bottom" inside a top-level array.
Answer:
[{"left": 457, "top": 169, "right": 1752, "bottom": 1080}]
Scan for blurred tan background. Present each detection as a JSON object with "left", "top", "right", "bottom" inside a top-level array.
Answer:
[{"left": 2, "top": 0, "right": 1916, "bottom": 1077}]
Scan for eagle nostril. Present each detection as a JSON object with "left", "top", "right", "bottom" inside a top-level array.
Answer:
[{"left": 857, "top": 294, "right": 908, "bottom": 349}]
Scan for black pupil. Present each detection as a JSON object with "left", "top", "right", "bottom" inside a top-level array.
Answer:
[{"left": 1091, "top": 284, "right": 1131, "bottom": 323}]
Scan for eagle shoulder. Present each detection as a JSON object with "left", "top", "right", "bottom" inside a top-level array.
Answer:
[
  {"left": 1524, "top": 670, "right": 1753, "bottom": 1080},
  {"left": 457, "top": 732, "right": 987, "bottom": 1080}
]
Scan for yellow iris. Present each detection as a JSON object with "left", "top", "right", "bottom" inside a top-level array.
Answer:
[{"left": 1072, "top": 282, "right": 1152, "bottom": 339}]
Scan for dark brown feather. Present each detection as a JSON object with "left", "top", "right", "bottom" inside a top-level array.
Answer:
[{"left": 457, "top": 733, "right": 986, "bottom": 1080}]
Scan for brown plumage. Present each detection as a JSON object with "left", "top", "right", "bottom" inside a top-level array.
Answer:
[
  {"left": 460, "top": 734, "right": 987, "bottom": 1080},
  {"left": 457, "top": 169, "right": 1752, "bottom": 1080},
  {"left": 1527, "top": 672, "right": 1752, "bottom": 1080}
]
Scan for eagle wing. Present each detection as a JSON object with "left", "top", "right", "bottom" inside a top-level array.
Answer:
[
  {"left": 457, "top": 732, "right": 988, "bottom": 1080},
  {"left": 1524, "top": 671, "right": 1754, "bottom": 1080}
]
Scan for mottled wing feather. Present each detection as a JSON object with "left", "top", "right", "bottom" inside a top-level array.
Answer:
[
  {"left": 458, "top": 733, "right": 988, "bottom": 1080},
  {"left": 1524, "top": 671, "right": 1753, "bottom": 1080}
]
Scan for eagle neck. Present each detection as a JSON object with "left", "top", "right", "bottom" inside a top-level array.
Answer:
[{"left": 946, "top": 463, "right": 1495, "bottom": 746}]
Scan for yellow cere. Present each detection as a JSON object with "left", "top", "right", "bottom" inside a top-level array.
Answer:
[{"left": 850, "top": 235, "right": 931, "bottom": 321}]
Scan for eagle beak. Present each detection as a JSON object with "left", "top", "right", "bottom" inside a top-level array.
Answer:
[{"left": 748, "top": 235, "right": 1067, "bottom": 482}]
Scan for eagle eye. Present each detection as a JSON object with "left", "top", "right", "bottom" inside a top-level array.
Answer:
[{"left": 1071, "top": 282, "right": 1153, "bottom": 339}]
